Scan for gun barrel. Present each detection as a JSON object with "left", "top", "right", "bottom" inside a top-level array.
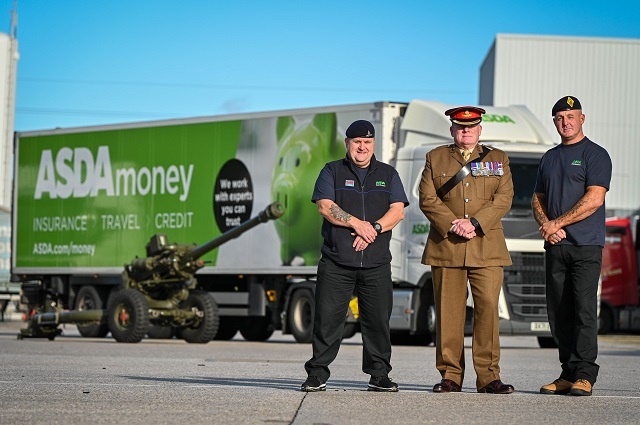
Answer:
[
  {"left": 184, "top": 202, "right": 285, "bottom": 262},
  {"left": 31, "top": 309, "right": 105, "bottom": 326}
]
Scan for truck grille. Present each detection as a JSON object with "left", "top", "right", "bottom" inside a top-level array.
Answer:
[{"left": 503, "top": 252, "right": 547, "bottom": 321}]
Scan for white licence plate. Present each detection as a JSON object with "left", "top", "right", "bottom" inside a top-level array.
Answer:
[{"left": 530, "top": 322, "right": 550, "bottom": 332}]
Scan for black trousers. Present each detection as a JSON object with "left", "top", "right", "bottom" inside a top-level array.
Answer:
[
  {"left": 304, "top": 257, "right": 393, "bottom": 382},
  {"left": 545, "top": 245, "right": 601, "bottom": 384}
]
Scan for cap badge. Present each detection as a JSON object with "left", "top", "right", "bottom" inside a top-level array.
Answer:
[
  {"left": 567, "top": 97, "right": 574, "bottom": 107},
  {"left": 365, "top": 130, "right": 373, "bottom": 137},
  {"left": 462, "top": 110, "right": 472, "bottom": 117}
]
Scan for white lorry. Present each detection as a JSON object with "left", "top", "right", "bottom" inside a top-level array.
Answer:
[{"left": 11, "top": 100, "right": 555, "bottom": 344}]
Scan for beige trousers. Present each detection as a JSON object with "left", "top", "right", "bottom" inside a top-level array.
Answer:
[{"left": 432, "top": 265, "right": 504, "bottom": 389}]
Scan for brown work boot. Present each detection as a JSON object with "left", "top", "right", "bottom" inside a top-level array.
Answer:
[
  {"left": 540, "top": 378, "right": 574, "bottom": 395},
  {"left": 570, "top": 379, "right": 592, "bottom": 396}
]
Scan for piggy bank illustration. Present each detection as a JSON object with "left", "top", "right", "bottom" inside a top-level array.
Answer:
[{"left": 271, "top": 113, "right": 344, "bottom": 265}]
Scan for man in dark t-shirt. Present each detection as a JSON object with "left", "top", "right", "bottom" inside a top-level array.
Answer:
[{"left": 532, "top": 96, "right": 612, "bottom": 397}]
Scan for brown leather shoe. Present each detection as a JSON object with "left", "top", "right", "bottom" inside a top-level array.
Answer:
[
  {"left": 569, "top": 379, "right": 592, "bottom": 396},
  {"left": 540, "top": 378, "right": 574, "bottom": 395},
  {"left": 477, "top": 380, "right": 515, "bottom": 394},
  {"left": 433, "top": 379, "right": 461, "bottom": 393}
]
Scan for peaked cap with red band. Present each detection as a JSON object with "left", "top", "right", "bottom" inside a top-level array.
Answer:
[{"left": 444, "top": 106, "right": 486, "bottom": 126}]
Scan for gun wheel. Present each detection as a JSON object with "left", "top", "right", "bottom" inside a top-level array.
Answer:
[
  {"left": 179, "top": 290, "right": 219, "bottom": 343},
  {"left": 75, "top": 285, "right": 110, "bottom": 338},
  {"left": 106, "top": 288, "right": 150, "bottom": 343}
]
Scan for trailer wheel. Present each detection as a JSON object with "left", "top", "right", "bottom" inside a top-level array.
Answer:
[
  {"left": 537, "top": 336, "right": 557, "bottom": 348},
  {"left": 342, "top": 323, "right": 359, "bottom": 340},
  {"left": 425, "top": 303, "right": 437, "bottom": 341},
  {"left": 106, "top": 288, "right": 150, "bottom": 343},
  {"left": 75, "top": 285, "right": 109, "bottom": 338},
  {"left": 391, "top": 332, "right": 428, "bottom": 345},
  {"left": 423, "top": 285, "right": 437, "bottom": 346},
  {"left": 147, "top": 325, "right": 175, "bottom": 339},
  {"left": 288, "top": 288, "right": 314, "bottom": 343},
  {"left": 179, "top": 290, "right": 219, "bottom": 344},
  {"left": 464, "top": 306, "right": 474, "bottom": 336},
  {"left": 213, "top": 316, "right": 239, "bottom": 340},
  {"left": 598, "top": 304, "right": 614, "bottom": 335},
  {"left": 239, "top": 314, "right": 274, "bottom": 341}
]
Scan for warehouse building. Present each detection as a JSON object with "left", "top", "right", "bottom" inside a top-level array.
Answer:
[{"left": 480, "top": 34, "right": 640, "bottom": 216}]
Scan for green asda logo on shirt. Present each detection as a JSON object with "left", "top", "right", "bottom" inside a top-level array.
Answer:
[
  {"left": 376, "top": 181, "right": 386, "bottom": 187},
  {"left": 571, "top": 160, "right": 582, "bottom": 166}
]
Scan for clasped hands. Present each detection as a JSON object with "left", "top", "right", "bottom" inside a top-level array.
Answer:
[
  {"left": 539, "top": 219, "right": 566, "bottom": 245},
  {"left": 351, "top": 220, "right": 379, "bottom": 252},
  {"left": 449, "top": 218, "right": 476, "bottom": 240},
  {"left": 448, "top": 217, "right": 567, "bottom": 244}
]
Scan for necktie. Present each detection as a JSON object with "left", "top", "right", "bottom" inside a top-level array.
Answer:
[{"left": 462, "top": 149, "right": 471, "bottom": 162}]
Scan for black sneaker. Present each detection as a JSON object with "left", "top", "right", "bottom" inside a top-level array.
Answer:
[
  {"left": 301, "top": 376, "right": 326, "bottom": 392},
  {"left": 368, "top": 375, "right": 399, "bottom": 392}
]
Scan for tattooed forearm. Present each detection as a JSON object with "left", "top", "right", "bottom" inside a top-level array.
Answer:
[
  {"left": 329, "top": 203, "right": 352, "bottom": 223},
  {"left": 531, "top": 193, "right": 549, "bottom": 225},
  {"left": 542, "top": 186, "right": 606, "bottom": 228},
  {"left": 555, "top": 198, "right": 588, "bottom": 227}
]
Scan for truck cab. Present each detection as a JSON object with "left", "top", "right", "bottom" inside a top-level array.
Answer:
[{"left": 600, "top": 214, "right": 640, "bottom": 333}]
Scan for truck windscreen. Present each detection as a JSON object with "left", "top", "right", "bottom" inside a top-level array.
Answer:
[
  {"left": 510, "top": 158, "right": 540, "bottom": 209},
  {"left": 502, "top": 157, "right": 543, "bottom": 240}
]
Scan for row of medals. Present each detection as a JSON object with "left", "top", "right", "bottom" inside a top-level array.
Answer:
[{"left": 470, "top": 161, "right": 504, "bottom": 176}]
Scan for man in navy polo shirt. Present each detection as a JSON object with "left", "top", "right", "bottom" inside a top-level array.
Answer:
[{"left": 301, "top": 119, "right": 409, "bottom": 392}]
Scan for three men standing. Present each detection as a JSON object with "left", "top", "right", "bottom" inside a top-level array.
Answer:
[{"left": 302, "top": 97, "right": 611, "bottom": 397}]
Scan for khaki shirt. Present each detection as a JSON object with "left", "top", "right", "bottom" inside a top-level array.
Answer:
[{"left": 419, "top": 144, "right": 513, "bottom": 267}]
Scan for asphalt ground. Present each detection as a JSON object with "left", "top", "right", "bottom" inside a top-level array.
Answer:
[{"left": 1, "top": 321, "right": 639, "bottom": 424}]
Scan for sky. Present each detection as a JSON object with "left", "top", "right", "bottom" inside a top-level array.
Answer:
[{"left": 4, "top": 0, "right": 640, "bottom": 132}]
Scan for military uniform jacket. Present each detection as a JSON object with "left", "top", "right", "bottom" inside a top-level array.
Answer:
[{"left": 419, "top": 144, "right": 513, "bottom": 267}]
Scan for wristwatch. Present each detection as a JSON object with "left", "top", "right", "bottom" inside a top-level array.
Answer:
[
  {"left": 372, "top": 222, "right": 383, "bottom": 234},
  {"left": 470, "top": 217, "right": 481, "bottom": 230}
]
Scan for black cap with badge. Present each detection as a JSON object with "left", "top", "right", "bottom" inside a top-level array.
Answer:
[
  {"left": 345, "top": 120, "right": 375, "bottom": 138},
  {"left": 552, "top": 96, "right": 582, "bottom": 116}
]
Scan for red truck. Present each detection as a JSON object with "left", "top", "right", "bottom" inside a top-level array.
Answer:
[{"left": 599, "top": 214, "right": 640, "bottom": 334}]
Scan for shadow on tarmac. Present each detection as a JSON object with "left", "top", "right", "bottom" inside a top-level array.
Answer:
[{"left": 120, "top": 374, "right": 432, "bottom": 392}]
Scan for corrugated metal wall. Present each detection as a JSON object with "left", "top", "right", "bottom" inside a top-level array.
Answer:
[
  {"left": 480, "top": 34, "right": 640, "bottom": 215},
  {"left": 0, "top": 33, "right": 19, "bottom": 210}
]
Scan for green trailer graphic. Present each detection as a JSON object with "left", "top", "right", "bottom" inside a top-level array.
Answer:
[
  {"left": 14, "top": 112, "right": 347, "bottom": 271},
  {"left": 16, "top": 120, "right": 250, "bottom": 268}
]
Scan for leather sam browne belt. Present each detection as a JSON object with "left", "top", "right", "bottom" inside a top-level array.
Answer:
[{"left": 436, "top": 146, "right": 492, "bottom": 199}]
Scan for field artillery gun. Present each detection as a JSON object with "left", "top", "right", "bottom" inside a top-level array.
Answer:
[{"left": 18, "top": 202, "right": 285, "bottom": 343}]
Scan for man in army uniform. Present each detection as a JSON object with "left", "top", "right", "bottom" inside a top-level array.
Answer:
[{"left": 419, "top": 106, "right": 515, "bottom": 394}]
